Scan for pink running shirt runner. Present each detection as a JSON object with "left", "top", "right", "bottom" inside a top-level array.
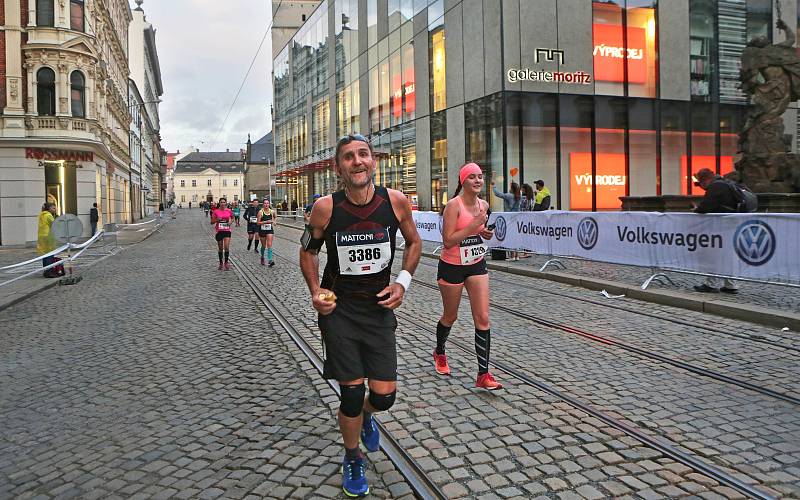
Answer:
[{"left": 213, "top": 208, "right": 233, "bottom": 232}]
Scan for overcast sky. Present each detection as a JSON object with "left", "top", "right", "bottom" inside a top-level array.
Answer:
[{"left": 134, "top": 0, "right": 273, "bottom": 154}]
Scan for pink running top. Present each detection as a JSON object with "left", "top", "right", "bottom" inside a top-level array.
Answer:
[
  {"left": 440, "top": 196, "right": 487, "bottom": 266},
  {"left": 213, "top": 208, "right": 233, "bottom": 232}
]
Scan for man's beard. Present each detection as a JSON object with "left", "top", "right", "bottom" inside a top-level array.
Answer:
[{"left": 342, "top": 168, "right": 375, "bottom": 189}]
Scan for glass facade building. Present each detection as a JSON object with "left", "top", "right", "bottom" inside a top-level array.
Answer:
[{"left": 273, "top": 0, "right": 796, "bottom": 212}]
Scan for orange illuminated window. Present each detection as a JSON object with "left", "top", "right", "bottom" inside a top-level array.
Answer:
[
  {"left": 569, "top": 153, "right": 627, "bottom": 210},
  {"left": 592, "top": 24, "right": 648, "bottom": 84}
]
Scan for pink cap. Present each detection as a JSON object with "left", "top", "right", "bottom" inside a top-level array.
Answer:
[{"left": 459, "top": 163, "right": 483, "bottom": 185}]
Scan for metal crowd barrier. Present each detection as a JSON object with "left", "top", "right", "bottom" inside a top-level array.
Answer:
[{"left": 0, "top": 230, "right": 107, "bottom": 288}]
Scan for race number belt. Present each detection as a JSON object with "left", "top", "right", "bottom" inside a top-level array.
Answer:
[
  {"left": 336, "top": 227, "right": 392, "bottom": 275},
  {"left": 260, "top": 223, "right": 273, "bottom": 231},
  {"left": 459, "top": 235, "right": 486, "bottom": 265},
  {"left": 249, "top": 217, "right": 257, "bottom": 223}
]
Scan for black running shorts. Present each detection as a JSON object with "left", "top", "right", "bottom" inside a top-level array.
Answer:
[
  {"left": 247, "top": 223, "right": 258, "bottom": 234},
  {"left": 437, "top": 259, "right": 487, "bottom": 285},
  {"left": 215, "top": 231, "right": 232, "bottom": 241},
  {"left": 318, "top": 300, "right": 397, "bottom": 382},
  {"left": 258, "top": 230, "right": 274, "bottom": 237}
]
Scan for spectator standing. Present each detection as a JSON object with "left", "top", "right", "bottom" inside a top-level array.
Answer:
[
  {"left": 37, "top": 202, "right": 58, "bottom": 278},
  {"left": 532, "top": 180, "right": 551, "bottom": 211},
  {"left": 304, "top": 194, "right": 321, "bottom": 225},
  {"left": 491, "top": 180, "right": 521, "bottom": 260},
  {"left": 89, "top": 202, "right": 99, "bottom": 236},
  {"left": 692, "top": 168, "right": 745, "bottom": 294}
]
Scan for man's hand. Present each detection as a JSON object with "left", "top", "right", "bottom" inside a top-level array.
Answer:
[
  {"left": 311, "top": 287, "right": 337, "bottom": 315},
  {"left": 376, "top": 283, "right": 405, "bottom": 310}
]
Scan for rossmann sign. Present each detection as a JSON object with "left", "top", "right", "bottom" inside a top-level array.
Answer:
[{"left": 26, "top": 148, "right": 94, "bottom": 162}]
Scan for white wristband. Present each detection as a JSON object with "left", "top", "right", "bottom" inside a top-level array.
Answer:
[{"left": 394, "top": 270, "right": 412, "bottom": 292}]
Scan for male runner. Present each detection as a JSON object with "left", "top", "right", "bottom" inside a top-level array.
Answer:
[
  {"left": 300, "top": 134, "right": 421, "bottom": 497},
  {"left": 243, "top": 199, "right": 260, "bottom": 252}
]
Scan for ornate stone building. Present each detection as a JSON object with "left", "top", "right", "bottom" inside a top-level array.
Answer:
[{"left": 0, "top": 0, "right": 132, "bottom": 245}]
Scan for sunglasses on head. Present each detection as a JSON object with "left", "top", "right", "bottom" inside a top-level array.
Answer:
[{"left": 337, "top": 134, "right": 369, "bottom": 146}]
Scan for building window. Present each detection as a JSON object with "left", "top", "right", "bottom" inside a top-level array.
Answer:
[
  {"left": 70, "top": 0, "right": 85, "bottom": 32},
  {"left": 430, "top": 110, "right": 448, "bottom": 212},
  {"left": 223, "top": 179, "right": 228, "bottom": 187},
  {"left": 36, "top": 68, "right": 56, "bottom": 116},
  {"left": 70, "top": 71, "right": 86, "bottom": 118},
  {"left": 192, "top": 194, "right": 198, "bottom": 202},
  {"left": 207, "top": 179, "right": 212, "bottom": 187},
  {"left": 234, "top": 179, "right": 238, "bottom": 186},
  {"left": 181, "top": 195, "right": 186, "bottom": 202},
  {"left": 180, "top": 180, "right": 185, "bottom": 187},
  {"left": 192, "top": 180, "right": 197, "bottom": 187},
  {"left": 592, "top": 1, "right": 657, "bottom": 99},
  {"left": 430, "top": 27, "right": 446, "bottom": 113},
  {"left": 37, "top": 0, "right": 55, "bottom": 27}
]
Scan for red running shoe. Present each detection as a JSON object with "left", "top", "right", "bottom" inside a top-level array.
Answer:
[
  {"left": 224, "top": 262, "right": 231, "bottom": 271},
  {"left": 260, "top": 256, "right": 265, "bottom": 266},
  {"left": 218, "top": 263, "right": 224, "bottom": 270},
  {"left": 476, "top": 372, "right": 503, "bottom": 390},
  {"left": 433, "top": 350, "right": 450, "bottom": 375}
]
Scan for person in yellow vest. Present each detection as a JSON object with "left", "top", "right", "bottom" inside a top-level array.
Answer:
[
  {"left": 37, "top": 202, "right": 58, "bottom": 277},
  {"left": 533, "top": 180, "right": 552, "bottom": 211}
]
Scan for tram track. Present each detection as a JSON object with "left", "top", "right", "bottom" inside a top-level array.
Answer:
[
  {"left": 273, "top": 223, "right": 800, "bottom": 406},
  {"left": 276, "top": 219, "right": 799, "bottom": 353},
  {"left": 254, "top": 225, "right": 777, "bottom": 500},
  {"left": 200, "top": 218, "right": 446, "bottom": 499}
]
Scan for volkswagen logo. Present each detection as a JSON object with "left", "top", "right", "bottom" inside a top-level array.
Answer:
[
  {"left": 577, "top": 217, "right": 598, "bottom": 250},
  {"left": 734, "top": 220, "right": 775, "bottom": 266},
  {"left": 493, "top": 216, "right": 507, "bottom": 242}
]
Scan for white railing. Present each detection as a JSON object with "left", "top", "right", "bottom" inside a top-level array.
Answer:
[{"left": 0, "top": 230, "right": 106, "bottom": 288}]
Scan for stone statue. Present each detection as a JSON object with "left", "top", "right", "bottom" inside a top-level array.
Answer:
[{"left": 736, "top": 19, "right": 800, "bottom": 192}]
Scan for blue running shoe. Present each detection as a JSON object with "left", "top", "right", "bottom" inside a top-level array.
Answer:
[
  {"left": 342, "top": 455, "right": 369, "bottom": 497},
  {"left": 360, "top": 414, "right": 380, "bottom": 452}
]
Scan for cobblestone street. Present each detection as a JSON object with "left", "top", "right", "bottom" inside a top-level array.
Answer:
[
  {"left": 0, "top": 211, "right": 409, "bottom": 499},
  {"left": 1, "top": 210, "right": 798, "bottom": 499}
]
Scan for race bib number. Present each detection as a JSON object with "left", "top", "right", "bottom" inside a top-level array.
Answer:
[
  {"left": 218, "top": 220, "right": 230, "bottom": 231},
  {"left": 336, "top": 228, "right": 392, "bottom": 275},
  {"left": 459, "top": 235, "right": 486, "bottom": 265},
  {"left": 260, "top": 223, "right": 272, "bottom": 231},
  {"left": 249, "top": 217, "right": 257, "bottom": 223}
]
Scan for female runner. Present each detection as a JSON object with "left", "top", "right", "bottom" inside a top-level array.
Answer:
[
  {"left": 433, "top": 163, "right": 502, "bottom": 390},
  {"left": 256, "top": 198, "right": 276, "bottom": 267},
  {"left": 211, "top": 198, "right": 233, "bottom": 270}
]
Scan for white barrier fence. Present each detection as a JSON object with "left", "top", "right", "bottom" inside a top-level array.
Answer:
[{"left": 412, "top": 210, "right": 800, "bottom": 286}]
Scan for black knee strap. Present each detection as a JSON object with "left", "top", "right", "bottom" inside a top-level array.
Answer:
[
  {"left": 339, "top": 383, "right": 365, "bottom": 418},
  {"left": 368, "top": 390, "right": 396, "bottom": 412}
]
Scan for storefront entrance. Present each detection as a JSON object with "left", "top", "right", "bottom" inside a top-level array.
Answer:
[{"left": 44, "top": 161, "right": 77, "bottom": 216}]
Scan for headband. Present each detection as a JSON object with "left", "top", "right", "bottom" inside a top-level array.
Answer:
[{"left": 459, "top": 163, "right": 483, "bottom": 185}]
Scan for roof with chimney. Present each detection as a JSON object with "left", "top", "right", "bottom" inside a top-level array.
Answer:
[{"left": 174, "top": 151, "right": 244, "bottom": 174}]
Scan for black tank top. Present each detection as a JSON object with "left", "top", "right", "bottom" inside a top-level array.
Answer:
[
  {"left": 321, "top": 186, "right": 399, "bottom": 301},
  {"left": 258, "top": 208, "right": 273, "bottom": 222}
]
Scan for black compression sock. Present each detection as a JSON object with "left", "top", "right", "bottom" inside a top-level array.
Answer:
[
  {"left": 224, "top": 251, "right": 229, "bottom": 263},
  {"left": 345, "top": 446, "right": 363, "bottom": 460},
  {"left": 254, "top": 240, "right": 260, "bottom": 251},
  {"left": 436, "top": 321, "right": 452, "bottom": 355},
  {"left": 218, "top": 251, "right": 223, "bottom": 264},
  {"left": 475, "top": 328, "right": 490, "bottom": 375},
  {"left": 247, "top": 240, "right": 252, "bottom": 250}
]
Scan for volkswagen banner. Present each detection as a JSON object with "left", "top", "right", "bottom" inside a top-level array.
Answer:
[{"left": 413, "top": 210, "right": 800, "bottom": 284}]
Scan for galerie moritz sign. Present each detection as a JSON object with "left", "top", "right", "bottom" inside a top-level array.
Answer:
[{"left": 507, "top": 48, "right": 592, "bottom": 85}]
